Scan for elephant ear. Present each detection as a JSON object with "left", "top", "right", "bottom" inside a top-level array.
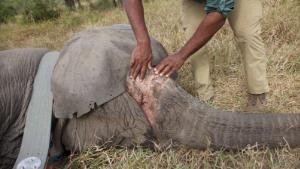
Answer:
[{"left": 51, "top": 24, "right": 168, "bottom": 118}]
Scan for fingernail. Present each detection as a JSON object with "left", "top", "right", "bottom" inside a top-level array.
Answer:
[
  {"left": 166, "top": 75, "right": 169, "bottom": 77},
  {"left": 160, "top": 73, "right": 163, "bottom": 76}
]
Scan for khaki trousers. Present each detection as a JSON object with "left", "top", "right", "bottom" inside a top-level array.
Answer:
[{"left": 182, "top": 0, "right": 269, "bottom": 100}]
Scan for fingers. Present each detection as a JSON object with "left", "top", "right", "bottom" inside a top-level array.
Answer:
[
  {"left": 130, "top": 58, "right": 135, "bottom": 68},
  {"left": 130, "top": 59, "right": 152, "bottom": 81},
  {"left": 154, "top": 62, "right": 167, "bottom": 75},
  {"left": 155, "top": 59, "right": 174, "bottom": 77},
  {"left": 132, "top": 64, "right": 142, "bottom": 80},
  {"left": 139, "top": 63, "right": 148, "bottom": 80},
  {"left": 130, "top": 60, "right": 137, "bottom": 79},
  {"left": 148, "top": 62, "right": 153, "bottom": 69},
  {"left": 139, "top": 60, "right": 152, "bottom": 80},
  {"left": 160, "top": 65, "right": 172, "bottom": 76},
  {"left": 166, "top": 68, "right": 175, "bottom": 77},
  {"left": 154, "top": 61, "right": 176, "bottom": 77}
]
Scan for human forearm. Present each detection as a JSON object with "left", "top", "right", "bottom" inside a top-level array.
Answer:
[
  {"left": 123, "top": 0, "right": 150, "bottom": 44},
  {"left": 154, "top": 12, "right": 226, "bottom": 77},
  {"left": 178, "top": 12, "right": 226, "bottom": 60},
  {"left": 123, "top": 0, "right": 152, "bottom": 80}
]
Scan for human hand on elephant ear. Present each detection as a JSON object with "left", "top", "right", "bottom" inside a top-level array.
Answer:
[
  {"left": 154, "top": 53, "right": 186, "bottom": 77},
  {"left": 130, "top": 42, "right": 152, "bottom": 81}
]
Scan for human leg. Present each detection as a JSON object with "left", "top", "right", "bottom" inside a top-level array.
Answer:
[
  {"left": 228, "top": 0, "right": 269, "bottom": 110},
  {"left": 181, "top": 0, "right": 214, "bottom": 101},
  {"left": 228, "top": 0, "right": 269, "bottom": 94}
]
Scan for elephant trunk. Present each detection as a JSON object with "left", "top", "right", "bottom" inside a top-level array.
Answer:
[
  {"left": 202, "top": 110, "right": 300, "bottom": 149},
  {"left": 127, "top": 71, "right": 300, "bottom": 149}
]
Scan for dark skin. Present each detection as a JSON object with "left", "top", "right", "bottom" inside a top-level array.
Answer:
[{"left": 124, "top": 0, "right": 226, "bottom": 80}]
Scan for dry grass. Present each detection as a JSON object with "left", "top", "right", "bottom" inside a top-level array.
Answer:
[
  {"left": 0, "top": 0, "right": 299, "bottom": 168},
  {"left": 64, "top": 145, "right": 300, "bottom": 169}
]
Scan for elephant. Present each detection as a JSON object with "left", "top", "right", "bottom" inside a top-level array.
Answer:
[
  {"left": 0, "top": 48, "right": 49, "bottom": 168},
  {"left": 127, "top": 69, "right": 300, "bottom": 149},
  {"left": 0, "top": 25, "right": 299, "bottom": 169},
  {"left": 0, "top": 24, "right": 168, "bottom": 168}
]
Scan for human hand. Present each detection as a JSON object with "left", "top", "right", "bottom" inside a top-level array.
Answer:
[
  {"left": 130, "top": 42, "right": 152, "bottom": 80},
  {"left": 154, "top": 53, "right": 186, "bottom": 77}
]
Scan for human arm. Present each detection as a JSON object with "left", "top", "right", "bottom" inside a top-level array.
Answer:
[
  {"left": 155, "top": 0, "right": 235, "bottom": 77},
  {"left": 155, "top": 11, "right": 226, "bottom": 77},
  {"left": 123, "top": 0, "right": 152, "bottom": 80}
]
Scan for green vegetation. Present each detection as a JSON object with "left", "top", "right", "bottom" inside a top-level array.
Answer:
[
  {"left": 0, "top": 0, "right": 299, "bottom": 168},
  {"left": 0, "top": 0, "right": 60, "bottom": 23},
  {"left": 0, "top": 0, "right": 122, "bottom": 24},
  {"left": 23, "top": 0, "right": 60, "bottom": 23},
  {"left": 0, "top": 0, "right": 17, "bottom": 23}
]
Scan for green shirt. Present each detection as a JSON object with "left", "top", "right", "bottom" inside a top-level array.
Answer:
[{"left": 195, "top": 0, "right": 235, "bottom": 17}]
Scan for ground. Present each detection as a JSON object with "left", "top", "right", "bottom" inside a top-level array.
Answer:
[{"left": 0, "top": 0, "right": 299, "bottom": 168}]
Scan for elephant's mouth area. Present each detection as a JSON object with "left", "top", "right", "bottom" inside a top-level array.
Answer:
[{"left": 127, "top": 70, "right": 168, "bottom": 126}]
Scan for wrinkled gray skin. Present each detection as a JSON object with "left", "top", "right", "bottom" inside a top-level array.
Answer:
[
  {"left": 127, "top": 70, "right": 300, "bottom": 149},
  {"left": 1, "top": 29, "right": 300, "bottom": 169},
  {"left": 0, "top": 48, "right": 49, "bottom": 169},
  {"left": 52, "top": 26, "right": 300, "bottom": 152},
  {"left": 53, "top": 92, "right": 153, "bottom": 153},
  {"left": 51, "top": 25, "right": 167, "bottom": 153},
  {"left": 51, "top": 25, "right": 168, "bottom": 119}
]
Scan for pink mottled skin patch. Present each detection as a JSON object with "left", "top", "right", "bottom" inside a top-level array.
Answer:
[{"left": 127, "top": 69, "right": 168, "bottom": 126}]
